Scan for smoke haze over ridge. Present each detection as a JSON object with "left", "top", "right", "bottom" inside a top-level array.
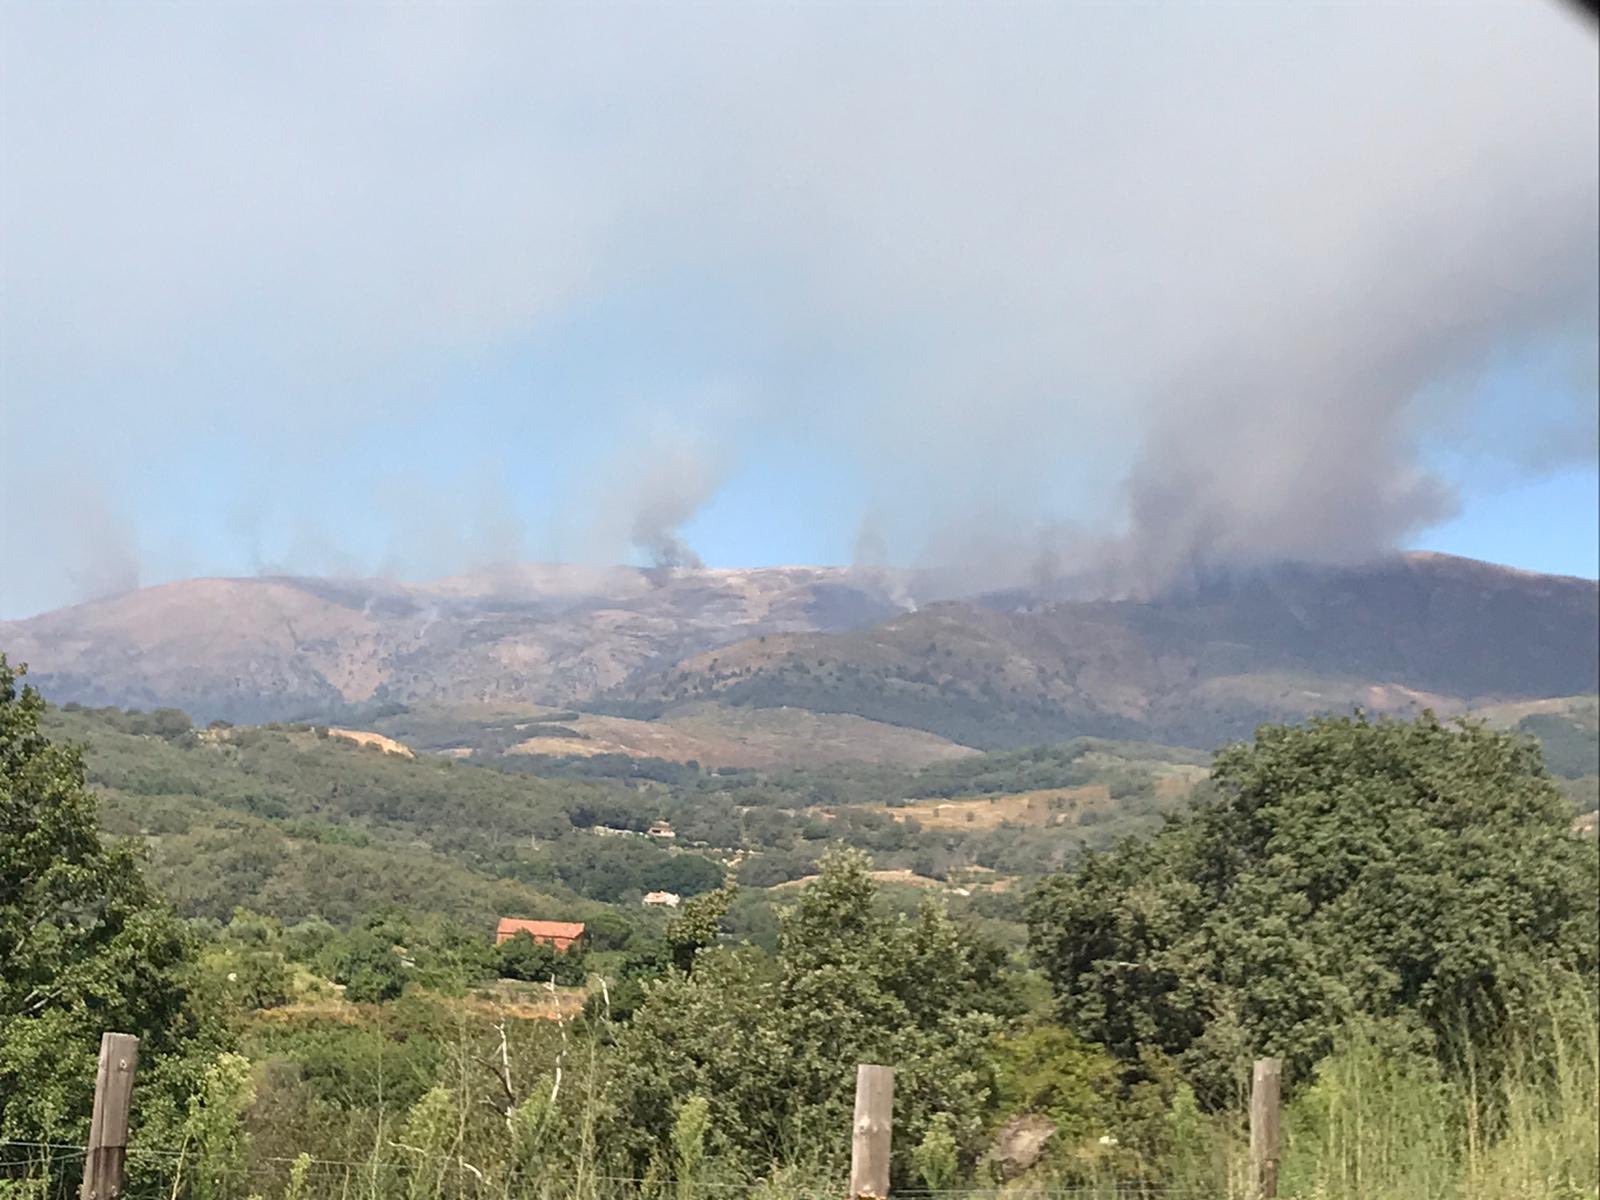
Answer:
[{"left": 0, "top": 1, "right": 1595, "bottom": 617}]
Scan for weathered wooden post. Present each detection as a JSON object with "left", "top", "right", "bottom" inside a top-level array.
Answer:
[
  {"left": 80, "top": 1034, "right": 139, "bottom": 1200},
  {"left": 1248, "top": 1057, "right": 1282, "bottom": 1200},
  {"left": 849, "top": 1064, "right": 894, "bottom": 1200}
]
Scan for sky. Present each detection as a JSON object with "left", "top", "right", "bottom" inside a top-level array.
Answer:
[{"left": 1, "top": 0, "right": 1596, "bottom": 619}]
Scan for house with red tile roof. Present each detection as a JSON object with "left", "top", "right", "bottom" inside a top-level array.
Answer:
[{"left": 494, "top": 918, "right": 586, "bottom": 951}]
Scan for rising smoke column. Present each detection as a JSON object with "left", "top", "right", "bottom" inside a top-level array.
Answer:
[
  {"left": 2, "top": 0, "right": 1596, "bottom": 612},
  {"left": 599, "top": 430, "right": 724, "bottom": 571},
  {"left": 1113, "top": 175, "right": 1598, "bottom": 595}
]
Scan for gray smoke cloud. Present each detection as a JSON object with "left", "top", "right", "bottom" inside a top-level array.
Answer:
[
  {"left": 633, "top": 515, "right": 703, "bottom": 571},
  {"left": 0, "top": 0, "right": 1595, "bottom": 616},
  {"left": 64, "top": 487, "right": 142, "bottom": 603},
  {"left": 858, "top": 0, "right": 1600, "bottom": 597},
  {"left": 851, "top": 517, "right": 889, "bottom": 573},
  {"left": 0, "top": 467, "right": 142, "bottom": 611},
  {"left": 1101, "top": 175, "right": 1599, "bottom": 594},
  {"left": 586, "top": 431, "right": 725, "bottom": 571}
]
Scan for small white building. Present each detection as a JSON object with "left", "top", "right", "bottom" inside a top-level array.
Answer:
[{"left": 642, "top": 891, "right": 681, "bottom": 908}]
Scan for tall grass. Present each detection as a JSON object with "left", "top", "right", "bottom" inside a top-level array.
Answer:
[
  {"left": 1279, "top": 975, "right": 1599, "bottom": 1200},
  {"left": 1462, "top": 977, "right": 1600, "bottom": 1200},
  {"left": 6, "top": 978, "right": 1594, "bottom": 1200}
]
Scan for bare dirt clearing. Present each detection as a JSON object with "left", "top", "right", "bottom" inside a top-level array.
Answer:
[{"left": 326, "top": 728, "right": 415, "bottom": 757}]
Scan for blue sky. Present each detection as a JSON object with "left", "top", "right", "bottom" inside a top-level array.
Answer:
[
  {"left": 1415, "top": 469, "right": 1598, "bottom": 580},
  {"left": 1, "top": 1, "right": 1595, "bottom": 619}
]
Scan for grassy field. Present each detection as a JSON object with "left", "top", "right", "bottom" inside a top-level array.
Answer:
[
  {"left": 375, "top": 701, "right": 979, "bottom": 768},
  {"left": 868, "top": 766, "right": 1206, "bottom": 833},
  {"left": 503, "top": 705, "right": 977, "bottom": 769},
  {"left": 252, "top": 978, "right": 589, "bottom": 1025}
]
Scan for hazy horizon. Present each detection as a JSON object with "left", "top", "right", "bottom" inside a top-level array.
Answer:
[
  {"left": 5, "top": 545, "right": 1597, "bottom": 627},
  {"left": 2, "top": 1, "right": 1596, "bottom": 619}
]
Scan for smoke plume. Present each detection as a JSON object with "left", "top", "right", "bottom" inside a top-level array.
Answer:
[
  {"left": 1, "top": 1, "right": 1595, "bottom": 616},
  {"left": 589, "top": 431, "right": 724, "bottom": 571}
]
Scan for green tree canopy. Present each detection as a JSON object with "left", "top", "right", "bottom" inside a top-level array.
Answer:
[
  {"left": 495, "top": 930, "right": 587, "bottom": 987},
  {"left": 1027, "top": 712, "right": 1600, "bottom": 1104},
  {"left": 334, "top": 930, "right": 409, "bottom": 1003},
  {"left": 664, "top": 885, "right": 736, "bottom": 972},
  {"left": 606, "top": 849, "right": 1011, "bottom": 1179},
  {"left": 0, "top": 655, "right": 209, "bottom": 1142}
]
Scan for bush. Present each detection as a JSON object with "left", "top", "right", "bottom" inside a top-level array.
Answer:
[
  {"left": 497, "top": 931, "right": 587, "bottom": 986},
  {"left": 1029, "top": 713, "right": 1600, "bottom": 1103},
  {"left": 334, "top": 933, "right": 407, "bottom": 1003}
]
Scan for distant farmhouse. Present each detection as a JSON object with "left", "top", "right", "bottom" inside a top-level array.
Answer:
[
  {"left": 494, "top": 918, "right": 586, "bottom": 951},
  {"left": 642, "top": 891, "right": 681, "bottom": 908}
]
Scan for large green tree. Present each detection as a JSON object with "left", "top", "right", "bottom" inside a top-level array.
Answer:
[
  {"left": 606, "top": 850, "right": 1009, "bottom": 1179},
  {"left": 1027, "top": 712, "right": 1599, "bottom": 1104},
  {"left": 0, "top": 656, "right": 209, "bottom": 1143}
]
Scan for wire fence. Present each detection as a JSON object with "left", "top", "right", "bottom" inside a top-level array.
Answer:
[{"left": 0, "top": 1140, "right": 1229, "bottom": 1200}]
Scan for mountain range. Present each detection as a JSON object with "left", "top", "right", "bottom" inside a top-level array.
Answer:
[{"left": 2, "top": 552, "right": 1595, "bottom": 751}]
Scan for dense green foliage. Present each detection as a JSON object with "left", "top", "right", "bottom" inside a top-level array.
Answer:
[
  {"left": 1027, "top": 713, "right": 1600, "bottom": 1103},
  {"left": 43, "top": 706, "right": 741, "bottom": 925},
  {"left": 3, "top": 659, "right": 1596, "bottom": 1200},
  {"left": 1511, "top": 700, "right": 1600, "bottom": 814},
  {"left": 607, "top": 851, "right": 1015, "bottom": 1179},
  {"left": 0, "top": 657, "right": 218, "bottom": 1151},
  {"left": 497, "top": 930, "right": 589, "bottom": 986},
  {"left": 1518, "top": 710, "right": 1599, "bottom": 780},
  {"left": 43, "top": 703, "right": 1214, "bottom": 938},
  {"left": 1278, "top": 987, "right": 1599, "bottom": 1200}
]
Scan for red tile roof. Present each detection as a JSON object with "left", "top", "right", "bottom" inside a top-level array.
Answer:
[{"left": 495, "top": 918, "right": 586, "bottom": 947}]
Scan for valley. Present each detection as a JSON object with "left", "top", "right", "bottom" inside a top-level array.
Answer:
[{"left": 5, "top": 556, "right": 1596, "bottom": 1200}]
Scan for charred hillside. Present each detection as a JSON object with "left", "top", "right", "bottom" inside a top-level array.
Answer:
[{"left": 605, "top": 554, "right": 1600, "bottom": 749}]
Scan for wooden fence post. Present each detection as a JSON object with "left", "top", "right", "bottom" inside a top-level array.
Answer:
[
  {"left": 849, "top": 1064, "right": 894, "bottom": 1200},
  {"left": 81, "top": 1033, "right": 139, "bottom": 1200},
  {"left": 1248, "top": 1057, "right": 1282, "bottom": 1200}
]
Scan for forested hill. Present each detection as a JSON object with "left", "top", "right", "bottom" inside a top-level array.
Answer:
[
  {"left": 40, "top": 700, "right": 1229, "bottom": 932},
  {"left": 6, "top": 656, "right": 1597, "bottom": 1200},
  {"left": 36, "top": 688, "right": 1597, "bottom": 937}
]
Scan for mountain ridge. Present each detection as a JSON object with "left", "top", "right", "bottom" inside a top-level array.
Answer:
[
  {"left": 605, "top": 553, "right": 1600, "bottom": 748},
  {"left": 2, "top": 553, "right": 1594, "bottom": 746},
  {"left": 0, "top": 565, "right": 922, "bottom": 722}
]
